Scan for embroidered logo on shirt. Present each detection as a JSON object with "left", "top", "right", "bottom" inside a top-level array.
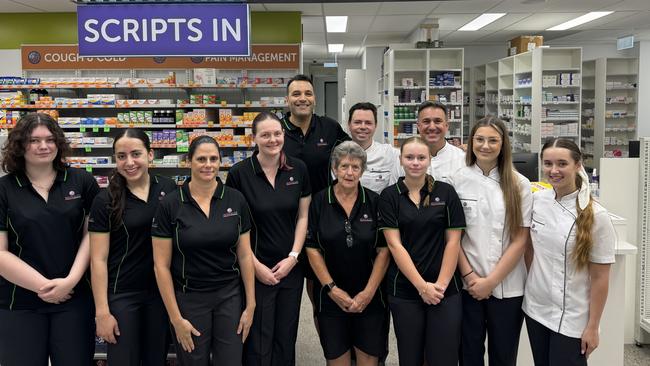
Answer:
[
  {"left": 316, "top": 138, "right": 328, "bottom": 147},
  {"left": 223, "top": 207, "right": 238, "bottom": 218},
  {"left": 286, "top": 176, "right": 300, "bottom": 186},
  {"left": 429, "top": 197, "right": 445, "bottom": 207},
  {"left": 64, "top": 190, "right": 81, "bottom": 200},
  {"left": 159, "top": 191, "right": 166, "bottom": 200},
  {"left": 359, "top": 213, "right": 373, "bottom": 223}
]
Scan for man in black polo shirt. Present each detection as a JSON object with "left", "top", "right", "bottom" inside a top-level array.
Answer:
[{"left": 282, "top": 74, "right": 350, "bottom": 194}]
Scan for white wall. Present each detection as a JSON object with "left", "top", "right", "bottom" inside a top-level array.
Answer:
[
  {"left": 637, "top": 41, "right": 650, "bottom": 137},
  {"left": 362, "top": 46, "right": 385, "bottom": 106},
  {"left": 336, "top": 57, "right": 362, "bottom": 122},
  {"left": 0, "top": 49, "right": 22, "bottom": 76}
]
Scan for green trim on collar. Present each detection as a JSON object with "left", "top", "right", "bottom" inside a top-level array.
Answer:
[
  {"left": 63, "top": 169, "right": 68, "bottom": 182},
  {"left": 327, "top": 185, "right": 333, "bottom": 204},
  {"left": 361, "top": 186, "right": 366, "bottom": 204},
  {"left": 395, "top": 183, "right": 401, "bottom": 194},
  {"left": 179, "top": 187, "right": 185, "bottom": 202},
  {"left": 14, "top": 175, "right": 22, "bottom": 188}
]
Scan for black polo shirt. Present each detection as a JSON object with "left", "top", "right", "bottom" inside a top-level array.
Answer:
[
  {"left": 378, "top": 177, "right": 465, "bottom": 300},
  {"left": 225, "top": 153, "right": 311, "bottom": 268},
  {"left": 89, "top": 175, "right": 176, "bottom": 294},
  {"left": 306, "top": 182, "right": 386, "bottom": 315},
  {"left": 151, "top": 178, "right": 251, "bottom": 293},
  {"left": 282, "top": 112, "right": 350, "bottom": 194},
  {"left": 0, "top": 168, "right": 99, "bottom": 310}
]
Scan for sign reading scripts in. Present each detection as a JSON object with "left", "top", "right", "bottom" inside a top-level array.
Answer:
[{"left": 77, "top": 3, "right": 250, "bottom": 57}]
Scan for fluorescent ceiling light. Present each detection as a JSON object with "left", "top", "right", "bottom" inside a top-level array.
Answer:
[
  {"left": 459, "top": 13, "right": 506, "bottom": 31},
  {"left": 328, "top": 44, "right": 344, "bottom": 53},
  {"left": 547, "top": 12, "right": 614, "bottom": 31},
  {"left": 326, "top": 16, "right": 348, "bottom": 33}
]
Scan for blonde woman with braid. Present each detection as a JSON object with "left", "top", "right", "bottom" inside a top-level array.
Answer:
[
  {"left": 378, "top": 136, "right": 465, "bottom": 366},
  {"left": 523, "top": 138, "right": 615, "bottom": 365},
  {"left": 450, "top": 116, "right": 532, "bottom": 366}
]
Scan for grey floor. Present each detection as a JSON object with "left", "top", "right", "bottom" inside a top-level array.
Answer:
[{"left": 295, "top": 288, "right": 650, "bottom": 366}]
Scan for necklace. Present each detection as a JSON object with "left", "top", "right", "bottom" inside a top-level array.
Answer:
[{"left": 27, "top": 171, "right": 56, "bottom": 191}]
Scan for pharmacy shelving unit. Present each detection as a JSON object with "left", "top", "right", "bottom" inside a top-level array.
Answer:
[
  {"left": 472, "top": 63, "right": 486, "bottom": 127},
  {"left": 581, "top": 60, "right": 597, "bottom": 169},
  {"left": 508, "top": 47, "right": 582, "bottom": 154},
  {"left": 1, "top": 68, "right": 296, "bottom": 188},
  {"left": 382, "top": 48, "right": 464, "bottom": 146},
  {"left": 581, "top": 57, "right": 638, "bottom": 171},
  {"left": 498, "top": 56, "right": 515, "bottom": 134},
  {"left": 485, "top": 61, "right": 499, "bottom": 118},
  {"left": 463, "top": 66, "right": 471, "bottom": 141}
]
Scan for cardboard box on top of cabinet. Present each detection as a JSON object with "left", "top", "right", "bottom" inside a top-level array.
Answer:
[{"left": 507, "top": 36, "right": 544, "bottom": 56}]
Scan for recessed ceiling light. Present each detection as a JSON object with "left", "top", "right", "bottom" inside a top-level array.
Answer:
[
  {"left": 547, "top": 12, "right": 614, "bottom": 31},
  {"left": 328, "top": 44, "right": 344, "bottom": 53},
  {"left": 326, "top": 16, "right": 348, "bottom": 33},
  {"left": 459, "top": 13, "right": 507, "bottom": 31}
]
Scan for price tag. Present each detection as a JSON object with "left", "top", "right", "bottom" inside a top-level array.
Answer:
[
  {"left": 85, "top": 166, "right": 93, "bottom": 173},
  {"left": 220, "top": 101, "right": 227, "bottom": 107},
  {"left": 85, "top": 147, "right": 92, "bottom": 152},
  {"left": 103, "top": 127, "right": 110, "bottom": 132},
  {"left": 80, "top": 127, "right": 86, "bottom": 132},
  {"left": 92, "top": 127, "right": 99, "bottom": 132}
]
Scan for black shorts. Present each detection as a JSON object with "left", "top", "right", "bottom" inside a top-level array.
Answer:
[{"left": 316, "top": 308, "right": 386, "bottom": 360}]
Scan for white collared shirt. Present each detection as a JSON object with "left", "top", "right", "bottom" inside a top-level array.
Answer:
[
  {"left": 361, "top": 141, "right": 400, "bottom": 193},
  {"left": 449, "top": 164, "right": 532, "bottom": 299},
  {"left": 523, "top": 189, "right": 616, "bottom": 338},
  {"left": 389, "top": 141, "right": 466, "bottom": 185}
]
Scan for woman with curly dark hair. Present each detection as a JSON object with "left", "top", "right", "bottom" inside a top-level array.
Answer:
[{"left": 0, "top": 113, "right": 100, "bottom": 366}]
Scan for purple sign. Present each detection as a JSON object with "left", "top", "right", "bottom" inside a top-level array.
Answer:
[{"left": 77, "top": 4, "right": 250, "bottom": 57}]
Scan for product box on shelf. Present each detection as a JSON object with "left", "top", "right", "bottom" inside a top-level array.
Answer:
[
  {"left": 507, "top": 35, "right": 543, "bottom": 56},
  {"left": 193, "top": 68, "right": 217, "bottom": 85}
]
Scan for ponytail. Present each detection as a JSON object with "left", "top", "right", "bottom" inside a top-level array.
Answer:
[
  {"left": 108, "top": 170, "right": 127, "bottom": 228},
  {"left": 423, "top": 174, "right": 434, "bottom": 206},
  {"left": 573, "top": 174, "right": 595, "bottom": 270}
]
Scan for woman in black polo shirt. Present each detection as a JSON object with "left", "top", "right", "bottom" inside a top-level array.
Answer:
[
  {"left": 226, "top": 112, "right": 311, "bottom": 366},
  {"left": 0, "top": 113, "right": 100, "bottom": 366},
  {"left": 152, "top": 135, "right": 255, "bottom": 366},
  {"left": 306, "top": 141, "right": 389, "bottom": 366},
  {"left": 89, "top": 129, "right": 176, "bottom": 366},
  {"left": 378, "top": 136, "right": 465, "bottom": 366}
]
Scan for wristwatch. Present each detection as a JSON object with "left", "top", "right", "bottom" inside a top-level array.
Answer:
[
  {"left": 288, "top": 251, "right": 299, "bottom": 262},
  {"left": 324, "top": 281, "right": 336, "bottom": 293}
]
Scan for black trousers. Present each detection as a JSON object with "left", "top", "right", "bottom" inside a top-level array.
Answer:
[
  {"left": 525, "top": 315, "right": 587, "bottom": 366},
  {"left": 107, "top": 290, "right": 170, "bottom": 366},
  {"left": 459, "top": 291, "right": 524, "bottom": 366},
  {"left": 244, "top": 267, "right": 303, "bottom": 366},
  {"left": 389, "top": 293, "right": 461, "bottom": 366},
  {"left": 0, "top": 295, "right": 94, "bottom": 366},
  {"left": 174, "top": 279, "right": 243, "bottom": 366}
]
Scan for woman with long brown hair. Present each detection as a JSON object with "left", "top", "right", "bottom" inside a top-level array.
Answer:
[
  {"left": 450, "top": 116, "right": 532, "bottom": 365},
  {"left": 89, "top": 129, "right": 176, "bottom": 365},
  {"left": 523, "top": 138, "right": 615, "bottom": 365}
]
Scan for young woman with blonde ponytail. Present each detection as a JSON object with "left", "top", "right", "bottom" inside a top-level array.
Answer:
[
  {"left": 523, "top": 138, "right": 615, "bottom": 365},
  {"left": 449, "top": 116, "right": 532, "bottom": 365},
  {"left": 378, "top": 136, "right": 465, "bottom": 366}
]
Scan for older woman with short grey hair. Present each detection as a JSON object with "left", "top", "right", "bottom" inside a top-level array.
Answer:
[{"left": 305, "top": 141, "right": 390, "bottom": 366}]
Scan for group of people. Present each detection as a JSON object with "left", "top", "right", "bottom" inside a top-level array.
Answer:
[{"left": 0, "top": 74, "right": 615, "bottom": 366}]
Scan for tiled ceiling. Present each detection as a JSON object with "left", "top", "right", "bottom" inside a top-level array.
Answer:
[{"left": 3, "top": 1, "right": 650, "bottom": 61}]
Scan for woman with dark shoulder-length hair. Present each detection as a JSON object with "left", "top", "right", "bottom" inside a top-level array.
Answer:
[
  {"left": 0, "top": 112, "right": 100, "bottom": 366},
  {"left": 449, "top": 116, "right": 532, "bottom": 365},
  {"left": 152, "top": 135, "right": 256, "bottom": 366},
  {"left": 524, "top": 138, "right": 615, "bottom": 365},
  {"left": 89, "top": 129, "right": 176, "bottom": 365},
  {"left": 226, "top": 112, "right": 311, "bottom": 366}
]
